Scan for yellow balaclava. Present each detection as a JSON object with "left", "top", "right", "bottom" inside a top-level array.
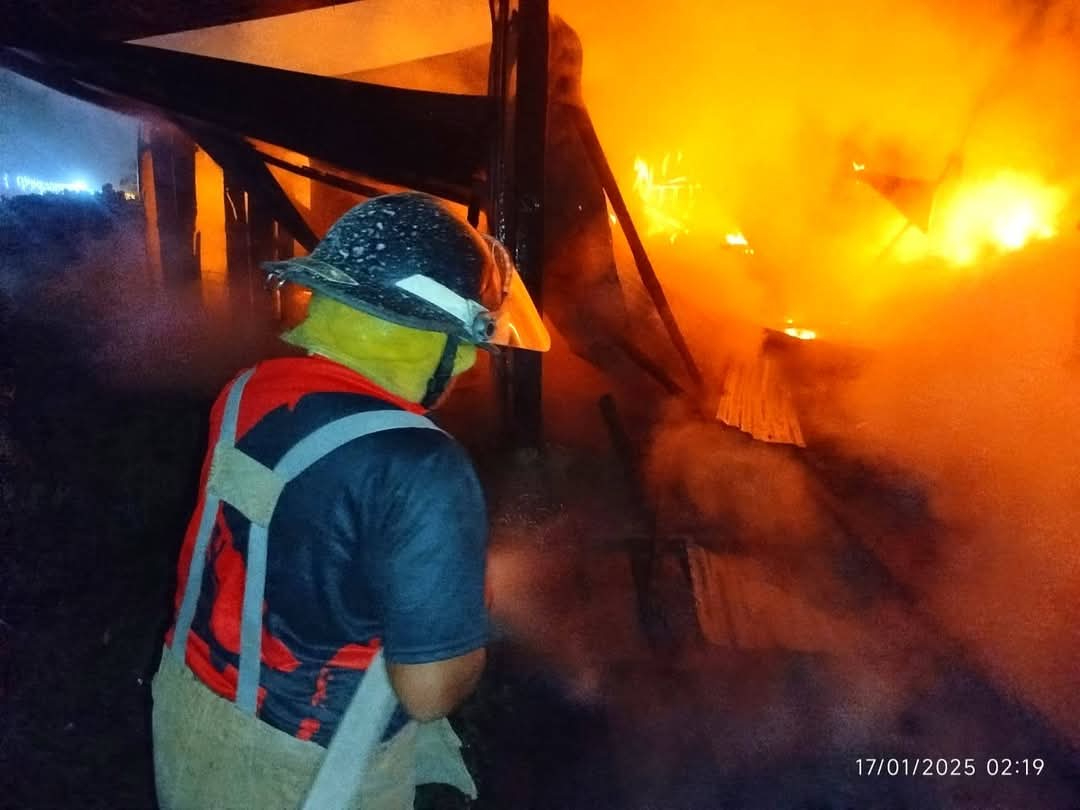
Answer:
[{"left": 282, "top": 294, "right": 477, "bottom": 404}]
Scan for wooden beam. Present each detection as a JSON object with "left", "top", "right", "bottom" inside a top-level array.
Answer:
[
  {"left": 143, "top": 123, "right": 199, "bottom": 287},
  {"left": 572, "top": 105, "right": 704, "bottom": 393},
  {"left": 252, "top": 150, "right": 389, "bottom": 203},
  {"left": 194, "top": 131, "right": 319, "bottom": 252},
  {"left": 0, "top": 38, "right": 494, "bottom": 200},
  {"left": 1, "top": 2, "right": 347, "bottom": 45}
]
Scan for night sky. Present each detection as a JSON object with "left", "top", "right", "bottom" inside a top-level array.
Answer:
[{"left": 0, "top": 68, "right": 139, "bottom": 191}]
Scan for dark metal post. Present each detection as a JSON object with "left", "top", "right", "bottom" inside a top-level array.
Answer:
[{"left": 507, "top": 0, "right": 549, "bottom": 450}]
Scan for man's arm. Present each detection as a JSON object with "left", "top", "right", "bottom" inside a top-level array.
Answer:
[
  {"left": 368, "top": 431, "right": 490, "bottom": 722},
  {"left": 388, "top": 647, "right": 486, "bottom": 722}
]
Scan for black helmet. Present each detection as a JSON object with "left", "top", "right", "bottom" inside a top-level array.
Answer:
[{"left": 263, "top": 192, "right": 548, "bottom": 351}]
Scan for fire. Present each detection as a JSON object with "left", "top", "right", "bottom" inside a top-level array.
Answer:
[
  {"left": 905, "top": 171, "right": 1065, "bottom": 266},
  {"left": 782, "top": 318, "right": 816, "bottom": 340},
  {"left": 631, "top": 153, "right": 700, "bottom": 243},
  {"left": 725, "top": 231, "right": 755, "bottom": 255}
]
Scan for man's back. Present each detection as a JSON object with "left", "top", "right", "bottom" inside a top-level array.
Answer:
[{"left": 169, "top": 354, "right": 488, "bottom": 745}]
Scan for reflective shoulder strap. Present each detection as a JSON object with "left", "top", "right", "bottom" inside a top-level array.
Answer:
[
  {"left": 234, "top": 409, "right": 443, "bottom": 715},
  {"left": 172, "top": 368, "right": 255, "bottom": 660},
  {"left": 300, "top": 648, "right": 397, "bottom": 810}
]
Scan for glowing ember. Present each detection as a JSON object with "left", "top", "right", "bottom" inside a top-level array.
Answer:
[
  {"left": 725, "top": 231, "right": 755, "bottom": 254},
  {"left": 632, "top": 153, "right": 700, "bottom": 243},
  {"left": 780, "top": 317, "right": 817, "bottom": 340}
]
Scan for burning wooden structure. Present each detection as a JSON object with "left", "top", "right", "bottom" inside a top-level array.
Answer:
[
  {"left": 7, "top": 0, "right": 1080, "bottom": 696},
  {"left": 6, "top": 6, "right": 1080, "bottom": 790}
]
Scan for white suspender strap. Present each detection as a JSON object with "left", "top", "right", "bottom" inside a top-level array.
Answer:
[
  {"left": 300, "top": 648, "right": 398, "bottom": 809},
  {"left": 172, "top": 368, "right": 254, "bottom": 659},
  {"left": 235, "top": 408, "right": 443, "bottom": 714}
]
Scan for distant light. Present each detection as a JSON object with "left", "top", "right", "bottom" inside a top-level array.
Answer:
[
  {"left": 853, "top": 161, "right": 866, "bottom": 172},
  {"left": 13, "top": 174, "right": 95, "bottom": 195}
]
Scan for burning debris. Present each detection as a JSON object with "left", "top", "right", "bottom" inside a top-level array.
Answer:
[
  {"left": 572, "top": 0, "right": 1080, "bottom": 773},
  {"left": 630, "top": 152, "right": 700, "bottom": 243}
]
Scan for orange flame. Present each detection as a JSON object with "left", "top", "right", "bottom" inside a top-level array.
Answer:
[
  {"left": 725, "top": 231, "right": 755, "bottom": 255},
  {"left": 631, "top": 153, "right": 700, "bottom": 243},
  {"left": 900, "top": 171, "right": 1065, "bottom": 266}
]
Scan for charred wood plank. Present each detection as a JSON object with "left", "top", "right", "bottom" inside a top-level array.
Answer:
[
  {"left": 612, "top": 335, "right": 685, "bottom": 397},
  {"left": 572, "top": 105, "right": 704, "bottom": 392},
  {"left": 251, "top": 150, "right": 388, "bottom": 203}
]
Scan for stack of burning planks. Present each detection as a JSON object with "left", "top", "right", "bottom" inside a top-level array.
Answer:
[{"left": 715, "top": 346, "right": 806, "bottom": 447}]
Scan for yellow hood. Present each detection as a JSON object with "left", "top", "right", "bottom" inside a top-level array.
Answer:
[{"left": 282, "top": 294, "right": 477, "bottom": 404}]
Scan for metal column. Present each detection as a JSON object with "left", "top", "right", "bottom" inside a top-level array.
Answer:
[{"left": 489, "top": 0, "right": 549, "bottom": 450}]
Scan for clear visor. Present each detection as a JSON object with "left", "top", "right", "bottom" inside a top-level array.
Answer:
[{"left": 479, "top": 235, "right": 551, "bottom": 352}]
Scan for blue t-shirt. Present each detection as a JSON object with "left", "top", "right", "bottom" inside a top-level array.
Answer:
[{"left": 176, "top": 357, "right": 488, "bottom": 745}]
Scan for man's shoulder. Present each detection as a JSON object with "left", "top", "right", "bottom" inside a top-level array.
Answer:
[{"left": 334, "top": 413, "right": 472, "bottom": 478}]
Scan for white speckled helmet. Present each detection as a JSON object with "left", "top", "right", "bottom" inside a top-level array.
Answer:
[{"left": 263, "top": 192, "right": 549, "bottom": 353}]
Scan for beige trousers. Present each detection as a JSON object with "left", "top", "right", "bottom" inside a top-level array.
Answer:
[{"left": 152, "top": 650, "right": 421, "bottom": 810}]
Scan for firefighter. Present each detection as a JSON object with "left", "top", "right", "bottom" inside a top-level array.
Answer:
[{"left": 151, "top": 191, "right": 549, "bottom": 809}]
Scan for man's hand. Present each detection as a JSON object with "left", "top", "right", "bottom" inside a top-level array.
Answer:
[{"left": 387, "top": 648, "right": 486, "bottom": 722}]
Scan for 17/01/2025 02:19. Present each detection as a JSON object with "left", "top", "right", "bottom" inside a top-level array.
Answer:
[{"left": 855, "top": 758, "right": 1045, "bottom": 776}]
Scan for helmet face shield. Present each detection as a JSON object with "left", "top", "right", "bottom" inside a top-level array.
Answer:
[{"left": 480, "top": 236, "right": 551, "bottom": 352}]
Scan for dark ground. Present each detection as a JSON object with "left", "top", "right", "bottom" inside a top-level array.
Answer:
[{"left": 2, "top": 196, "right": 1080, "bottom": 809}]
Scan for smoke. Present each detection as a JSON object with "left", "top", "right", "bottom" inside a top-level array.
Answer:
[
  {"left": 0, "top": 68, "right": 138, "bottom": 188},
  {"left": 540, "top": 0, "right": 1080, "bottom": 757},
  {"left": 1, "top": 195, "right": 281, "bottom": 396},
  {"left": 817, "top": 238, "right": 1080, "bottom": 741},
  {"left": 10, "top": 0, "right": 1076, "bottom": 781},
  {"left": 554, "top": 0, "right": 1080, "bottom": 337}
]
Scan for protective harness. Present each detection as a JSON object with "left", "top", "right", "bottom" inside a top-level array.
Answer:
[{"left": 169, "top": 367, "right": 445, "bottom": 807}]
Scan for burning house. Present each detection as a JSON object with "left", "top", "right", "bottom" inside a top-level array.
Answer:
[{"left": 4, "top": 0, "right": 1080, "bottom": 806}]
